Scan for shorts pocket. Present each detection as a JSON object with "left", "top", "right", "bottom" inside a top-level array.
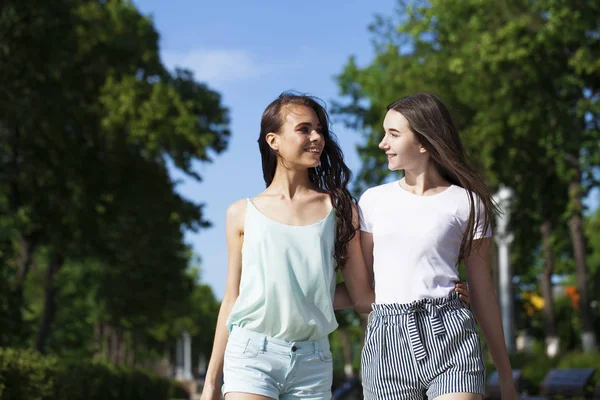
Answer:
[
  {"left": 225, "top": 337, "right": 259, "bottom": 359},
  {"left": 445, "top": 306, "right": 478, "bottom": 335},
  {"left": 318, "top": 349, "right": 333, "bottom": 362},
  {"left": 458, "top": 306, "right": 479, "bottom": 333}
]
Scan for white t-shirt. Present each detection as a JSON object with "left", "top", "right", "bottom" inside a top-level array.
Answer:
[{"left": 358, "top": 181, "right": 491, "bottom": 304}]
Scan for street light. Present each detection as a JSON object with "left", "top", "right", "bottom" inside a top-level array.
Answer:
[{"left": 493, "top": 185, "right": 515, "bottom": 353}]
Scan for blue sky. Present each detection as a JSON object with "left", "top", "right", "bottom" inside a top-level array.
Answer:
[
  {"left": 133, "top": 1, "right": 598, "bottom": 300},
  {"left": 132, "top": 0, "right": 398, "bottom": 299}
]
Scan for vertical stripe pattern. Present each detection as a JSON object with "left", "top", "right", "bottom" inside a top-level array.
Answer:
[{"left": 361, "top": 293, "right": 486, "bottom": 400}]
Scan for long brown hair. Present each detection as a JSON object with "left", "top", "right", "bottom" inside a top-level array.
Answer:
[
  {"left": 388, "top": 93, "right": 497, "bottom": 262},
  {"left": 258, "top": 92, "right": 355, "bottom": 268}
]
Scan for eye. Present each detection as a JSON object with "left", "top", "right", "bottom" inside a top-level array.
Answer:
[{"left": 298, "top": 127, "right": 310, "bottom": 133}]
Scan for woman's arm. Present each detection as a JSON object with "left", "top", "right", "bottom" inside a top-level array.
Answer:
[
  {"left": 465, "top": 237, "right": 517, "bottom": 398},
  {"left": 333, "top": 282, "right": 354, "bottom": 310},
  {"left": 334, "top": 205, "right": 375, "bottom": 313},
  {"left": 200, "top": 200, "right": 246, "bottom": 400},
  {"left": 360, "top": 230, "right": 375, "bottom": 286}
]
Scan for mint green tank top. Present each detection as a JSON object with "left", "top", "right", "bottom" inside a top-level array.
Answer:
[{"left": 226, "top": 198, "right": 338, "bottom": 341}]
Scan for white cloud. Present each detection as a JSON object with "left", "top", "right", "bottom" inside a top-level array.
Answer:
[{"left": 162, "top": 49, "right": 265, "bottom": 84}]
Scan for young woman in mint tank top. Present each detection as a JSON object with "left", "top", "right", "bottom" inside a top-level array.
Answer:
[
  {"left": 200, "top": 92, "right": 471, "bottom": 400},
  {"left": 358, "top": 93, "right": 518, "bottom": 400}
]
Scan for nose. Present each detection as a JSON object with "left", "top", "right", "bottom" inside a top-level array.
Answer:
[
  {"left": 310, "top": 129, "right": 322, "bottom": 143},
  {"left": 378, "top": 138, "right": 388, "bottom": 150}
]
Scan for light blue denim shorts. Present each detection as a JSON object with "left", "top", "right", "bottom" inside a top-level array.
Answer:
[{"left": 223, "top": 326, "right": 333, "bottom": 400}]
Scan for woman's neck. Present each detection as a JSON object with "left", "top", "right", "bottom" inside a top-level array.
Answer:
[
  {"left": 402, "top": 164, "right": 450, "bottom": 196},
  {"left": 268, "top": 166, "right": 314, "bottom": 199}
]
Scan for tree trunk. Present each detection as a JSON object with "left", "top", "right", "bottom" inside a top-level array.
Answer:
[
  {"left": 110, "top": 326, "right": 119, "bottom": 363},
  {"left": 540, "top": 220, "right": 559, "bottom": 356},
  {"left": 162, "top": 342, "right": 172, "bottom": 377},
  {"left": 117, "top": 329, "right": 126, "bottom": 365},
  {"left": 35, "top": 250, "right": 64, "bottom": 353},
  {"left": 127, "top": 332, "right": 135, "bottom": 366},
  {"left": 568, "top": 180, "right": 597, "bottom": 351},
  {"left": 93, "top": 323, "right": 103, "bottom": 360},
  {"left": 14, "top": 235, "right": 38, "bottom": 295},
  {"left": 6, "top": 235, "right": 38, "bottom": 345},
  {"left": 103, "top": 325, "right": 111, "bottom": 361},
  {"left": 6, "top": 123, "right": 39, "bottom": 340}
]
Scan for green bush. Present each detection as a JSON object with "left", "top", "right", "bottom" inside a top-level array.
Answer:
[
  {"left": 485, "top": 351, "right": 600, "bottom": 394},
  {"left": 0, "top": 347, "right": 188, "bottom": 400},
  {"left": 0, "top": 348, "right": 58, "bottom": 400},
  {"left": 54, "top": 361, "right": 118, "bottom": 399},
  {"left": 557, "top": 352, "right": 600, "bottom": 370},
  {"left": 53, "top": 361, "right": 186, "bottom": 400},
  {"left": 170, "top": 382, "right": 190, "bottom": 399}
]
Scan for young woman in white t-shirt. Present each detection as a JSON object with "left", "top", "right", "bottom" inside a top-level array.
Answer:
[{"left": 358, "top": 93, "right": 517, "bottom": 400}]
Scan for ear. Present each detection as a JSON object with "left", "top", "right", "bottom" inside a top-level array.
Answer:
[{"left": 266, "top": 132, "right": 279, "bottom": 151}]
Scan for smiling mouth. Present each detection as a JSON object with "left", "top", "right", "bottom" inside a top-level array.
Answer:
[
  {"left": 387, "top": 154, "right": 396, "bottom": 158},
  {"left": 306, "top": 148, "right": 321, "bottom": 154}
]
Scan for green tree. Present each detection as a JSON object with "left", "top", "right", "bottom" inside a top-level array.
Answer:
[
  {"left": 0, "top": 0, "right": 230, "bottom": 353},
  {"left": 585, "top": 208, "right": 600, "bottom": 301},
  {"left": 335, "top": 0, "right": 600, "bottom": 350}
]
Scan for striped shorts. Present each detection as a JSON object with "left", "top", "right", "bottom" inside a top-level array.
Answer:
[{"left": 361, "top": 293, "right": 485, "bottom": 400}]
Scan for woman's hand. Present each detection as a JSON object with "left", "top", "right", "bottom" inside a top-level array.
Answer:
[{"left": 454, "top": 281, "right": 470, "bottom": 306}]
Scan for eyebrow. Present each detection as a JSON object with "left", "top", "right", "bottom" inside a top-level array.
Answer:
[
  {"left": 295, "top": 122, "right": 322, "bottom": 129},
  {"left": 387, "top": 128, "right": 401, "bottom": 133}
]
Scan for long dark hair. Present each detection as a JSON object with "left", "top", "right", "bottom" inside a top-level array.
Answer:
[
  {"left": 388, "top": 93, "right": 497, "bottom": 262},
  {"left": 258, "top": 92, "right": 355, "bottom": 268}
]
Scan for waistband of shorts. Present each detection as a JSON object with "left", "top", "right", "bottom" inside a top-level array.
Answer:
[
  {"left": 229, "top": 326, "right": 330, "bottom": 354},
  {"left": 370, "top": 292, "right": 462, "bottom": 316}
]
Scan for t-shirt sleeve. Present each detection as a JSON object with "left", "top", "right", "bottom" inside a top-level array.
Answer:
[
  {"left": 473, "top": 196, "right": 492, "bottom": 239},
  {"left": 358, "top": 190, "right": 374, "bottom": 233}
]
